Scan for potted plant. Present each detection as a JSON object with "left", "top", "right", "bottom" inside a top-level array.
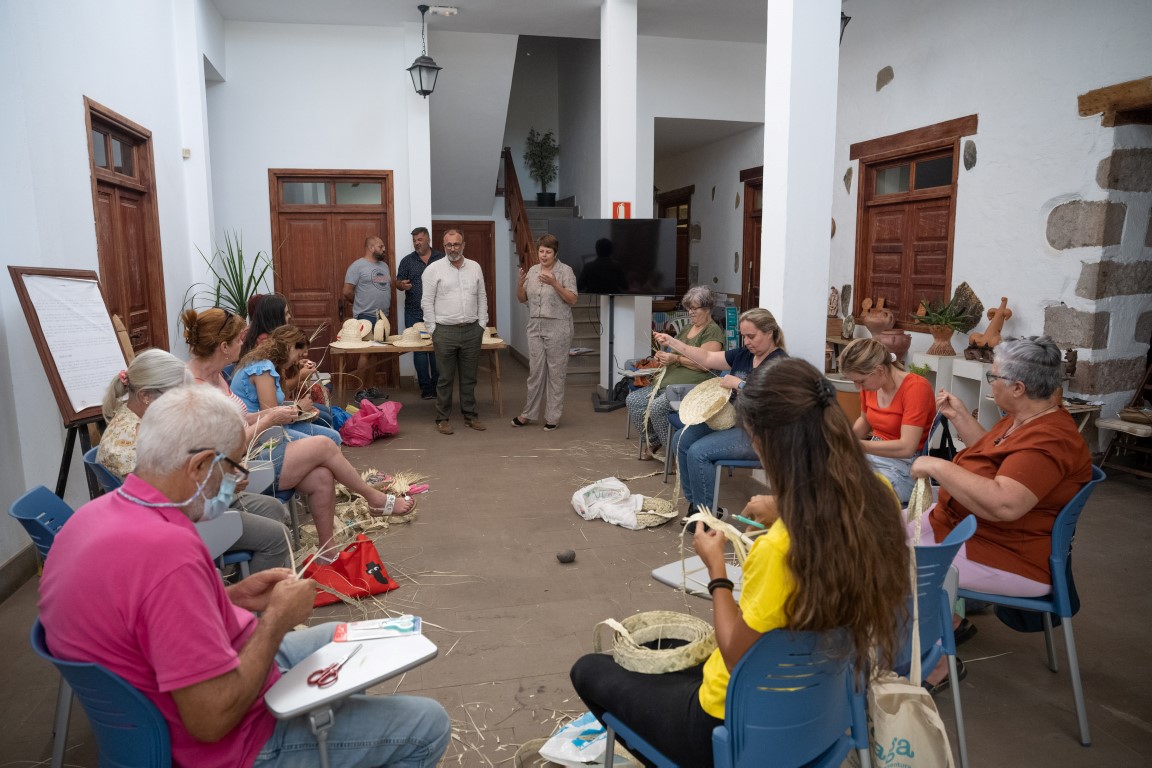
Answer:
[
  {"left": 183, "top": 230, "right": 273, "bottom": 320},
  {"left": 911, "top": 297, "right": 976, "bottom": 356},
  {"left": 524, "top": 128, "right": 560, "bottom": 206}
]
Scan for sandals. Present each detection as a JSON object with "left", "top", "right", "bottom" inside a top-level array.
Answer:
[
  {"left": 511, "top": 416, "right": 529, "bottom": 427},
  {"left": 368, "top": 494, "right": 416, "bottom": 517},
  {"left": 954, "top": 618, "right": 978, "bottom": 647},
  {"left": 923, "top": 658, "right": 966, "bottom": 696}
]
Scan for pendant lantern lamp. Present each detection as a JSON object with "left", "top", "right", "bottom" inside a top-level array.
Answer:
[{"left": 408, "top": 5, "right": 442, "bottom": 98}]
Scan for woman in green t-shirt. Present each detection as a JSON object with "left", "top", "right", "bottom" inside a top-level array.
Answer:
[{"left": 626, "top": 286, "right": 726, "bottom": 460}]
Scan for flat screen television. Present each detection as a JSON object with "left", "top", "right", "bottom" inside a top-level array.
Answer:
[{"left": 543, "top": 218, "right": 677, "bottom": 297}]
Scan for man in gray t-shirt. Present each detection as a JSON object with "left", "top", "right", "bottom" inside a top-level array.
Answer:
[{"left": 343, "top": 235, "right": 392, "bottom": 321}]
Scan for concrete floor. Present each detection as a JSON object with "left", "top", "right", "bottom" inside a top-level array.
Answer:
[{"left": 2, "top": 352, "right": 1151, "bottom": 766}]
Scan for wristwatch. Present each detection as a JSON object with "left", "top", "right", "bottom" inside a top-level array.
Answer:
[{"left": 737, "top": 380, "right": 746, "bottom": 391}]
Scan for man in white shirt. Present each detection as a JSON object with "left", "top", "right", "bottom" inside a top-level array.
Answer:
[{"left": 421, "top": 229, "right": 488, "bottom": 434}]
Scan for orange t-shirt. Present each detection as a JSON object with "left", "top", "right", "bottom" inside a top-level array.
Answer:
[
  {"left": 860, "top": 372, "right": 935, "bottom": 452},
  {"left": 929, "top": 408, "right": 1092, "bottom": 583}
]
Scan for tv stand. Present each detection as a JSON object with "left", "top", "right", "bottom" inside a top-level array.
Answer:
[{"left": 592, "top": 294, "right": 626, "bottom": 412}]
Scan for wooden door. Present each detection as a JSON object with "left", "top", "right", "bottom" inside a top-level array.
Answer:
[
  {"left": 740, "top": 168, "right": 763, "bottom": 311},
  {"left": 431, "top": 221, "right": 497, "bottom": 327},
  {"left": 86, "top": 99, "right": 168, "bottom": 353},
  {"left": 270, "top": 170, "right": 396, "bottom": 384}
]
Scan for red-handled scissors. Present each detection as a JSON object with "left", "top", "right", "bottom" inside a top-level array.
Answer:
[{"left": 307, "top": 644, "right": 362, "bottom": 688}]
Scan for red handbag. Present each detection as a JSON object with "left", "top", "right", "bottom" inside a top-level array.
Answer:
[
  {"left": 302, "top": 534, "right": 399, "bottom": 607},
  {"left": 338, "top": 399, "right": 402, "bottom": 446}
]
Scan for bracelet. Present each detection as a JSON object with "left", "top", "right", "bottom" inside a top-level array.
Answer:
[{"left": 707, "top": 577, "right": 734, "bottom": 596}]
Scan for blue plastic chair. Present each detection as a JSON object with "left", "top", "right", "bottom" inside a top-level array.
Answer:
[
  {"left": 957, "top": 465, "right": 1106, "bottom": 746},
  {"left": 10, "top": 487, "right": 76, "bottom": 768},
  {"left": 83, "top": 446, "right": 124, "bottom": 494},
  {"left": 896, "top": 514, "right": 977, "bottom": 768},
  {"left": 713, "top": 458, "right": 762, "bottom": 511},
  {"left": 31, "top": 619, "right": 171, "bottom": 768},
  {"left": 603, "top": 630, "right": 871, "bottom": 768}
]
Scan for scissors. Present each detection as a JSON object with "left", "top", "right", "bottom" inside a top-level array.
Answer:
[{"left": 306, "top": 644, "right": 362, "bottom": 688}]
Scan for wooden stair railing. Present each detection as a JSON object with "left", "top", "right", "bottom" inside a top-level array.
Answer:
[{"left": 501, "top": 147, "right": 535, "bottom": 273}]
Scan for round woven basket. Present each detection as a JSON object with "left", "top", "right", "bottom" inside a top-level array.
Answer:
[
  {"left": 678, "top": 378, "right": 735, "bottom": 429},
  {"left": 1119, "top": 407, "right": 1152, "bottom": 425},
  {"left": 594, "top": 611, "right": 717, "bottom": 674},
  {"left": 635, "top": 496, "right": 677, "bottom": 528}
]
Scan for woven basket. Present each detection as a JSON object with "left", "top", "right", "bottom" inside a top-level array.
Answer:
[
  {"left": 635, "top": 496, "right": 677, "bottom": 528},
  {"left": 679, "top": 378, "right": 735, "bottom": 429},
  {"left": 594, "top": 611, "right": 717, "bottom": 674}
]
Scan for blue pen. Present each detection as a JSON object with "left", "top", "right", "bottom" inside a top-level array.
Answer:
[{"left": 733, "top": 514, "right": 766, "bottom": 529}]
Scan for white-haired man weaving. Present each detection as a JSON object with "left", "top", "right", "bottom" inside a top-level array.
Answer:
[{"left": 39, "top": 385, "right": 449, "bottom": 767}]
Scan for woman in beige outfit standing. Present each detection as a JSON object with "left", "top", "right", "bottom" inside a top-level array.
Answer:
[{"left": 513, "top": 234, "right": 579, "bottom": 430}]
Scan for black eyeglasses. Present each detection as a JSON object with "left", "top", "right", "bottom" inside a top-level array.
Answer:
[
  {"left": 188, "top": 449, "right": 250, "bottom": 480},
  {"left": 984, "top": 372, "right": 1013, "bottom": 385}
]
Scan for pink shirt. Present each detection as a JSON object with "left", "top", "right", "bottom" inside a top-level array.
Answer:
[{"left": 39, "top": 475, "right": 279, "bottom": 767}]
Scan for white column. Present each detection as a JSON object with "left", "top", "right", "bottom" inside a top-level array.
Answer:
[
  {"left": 598, "top": 0, "right": 647, "bottom": 392},
  {"left": 172, "top": 0, "right": 215, "bottom": 284},
  {"left": 759, "top": 0, "right": 840, "bottom": 367}
]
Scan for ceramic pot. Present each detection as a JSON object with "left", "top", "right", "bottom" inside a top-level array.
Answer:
[
  {"left": 926, "top": 325, "right": 956, "bottom": 356},
  {"left": 876, "top": 329, "right": 912, "bottom": 363},
  {"left": 862, "top": 307, "right": 896, "bottom": 336}
]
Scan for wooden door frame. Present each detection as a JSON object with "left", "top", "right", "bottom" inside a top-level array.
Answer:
[
  {"left": 83, "top": 96, "right": 168, "bottom": 350},
  {"left": 739, "top": 166, "right": 763, "bottom": 312}
]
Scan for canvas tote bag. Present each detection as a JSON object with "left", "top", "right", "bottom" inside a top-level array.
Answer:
[{"left": 863, "top": 477, "right": 955, "bottom": 768}]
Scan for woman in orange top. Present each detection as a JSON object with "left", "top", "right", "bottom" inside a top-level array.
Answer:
[{"left": 839, "top": 338, "right": 935, "bottom": 503}]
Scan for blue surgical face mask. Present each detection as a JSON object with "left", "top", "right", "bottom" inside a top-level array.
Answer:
[{"left": 199, "top": 466, "right": 238, "bottom": 522}]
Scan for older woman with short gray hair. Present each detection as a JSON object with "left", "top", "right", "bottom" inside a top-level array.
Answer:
[
  {"left": 910, "top": 335, "right": 1092, "bottom": 690},
  {"left": 627, "top": 286, "right": 725, "bottom": 460}
]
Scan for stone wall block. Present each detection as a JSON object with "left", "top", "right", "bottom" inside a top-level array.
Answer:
[
  {"left": 1075, "top": 259, "right": 1152, "bottom": 299},
  {"left": 1096, "top": 149, "right": 1152, "bottom": 192},
  {"left": 1136, "top": 310, "right": 1152, "bottom": 344},
  {"left": 1046, "top": 201, "right": 1126, "bottom": 250},
  {"left": 1044, "top": 305, "right": 1110, "bottom": 349},
  {"left": 1070, "top": 356, "right": 1148, "bottom": 396}
]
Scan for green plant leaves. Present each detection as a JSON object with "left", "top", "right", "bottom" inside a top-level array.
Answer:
[{"left": 184, "top": 230, "right": 272, "bottom": 320}]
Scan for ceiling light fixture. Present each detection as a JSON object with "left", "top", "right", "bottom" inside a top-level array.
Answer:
[{"left": 407, "top": 4, "right": 442, "bottom": 98}]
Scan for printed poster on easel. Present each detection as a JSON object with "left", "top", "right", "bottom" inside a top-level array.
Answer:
[{"left": 8, "top": 267, "right": 127, "bottom": 426}]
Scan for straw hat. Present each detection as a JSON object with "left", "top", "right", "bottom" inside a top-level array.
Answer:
[
  {"left": 678, "top": 377, "right": 737, "bottom": 430},
  {"left": 482, "top": 326, "right": 504, "bottom": 346},
  {"left": 330, "top": 319, "right": 374, "bottom": 349},
  {"left": 412, "top": 321, "right": 427, "bottom": 332},
  {"left": 372, "top": 312, "right": 390, "bottom": 342},
  {"left": 391, "top": 327, "right": 429, "bottom": 348}
]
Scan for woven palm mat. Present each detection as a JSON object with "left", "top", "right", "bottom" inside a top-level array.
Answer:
[{"left": 294, "top": 468, "right": 427, "bottom": 557}]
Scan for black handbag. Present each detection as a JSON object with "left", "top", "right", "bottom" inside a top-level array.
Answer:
[{"left": 926, "top": 415, "right": 957, "bottom": 462}]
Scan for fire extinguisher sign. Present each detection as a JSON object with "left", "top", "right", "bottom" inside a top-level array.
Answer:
[{"left": 612, "top": 202, "right": 631, "bottom": 219}]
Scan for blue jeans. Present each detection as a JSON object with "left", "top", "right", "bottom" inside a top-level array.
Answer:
[
  {"left": 675, "top": 424, "right": 758, "bottom": 510},
  {"left": 405, "top": 312, "right": 438, "bottom": 395},
  {"left": 255, "top": 624, "right": 451, "bottom": 768},
  {"left": 286, "top": 421, "right": 342, "bottom": 445},
  {"left": 867, "top": 454, "right": 914, "bottom": 504}
]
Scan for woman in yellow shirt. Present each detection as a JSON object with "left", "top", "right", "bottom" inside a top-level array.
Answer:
[{"left": 570, "top": 359, "right": 909, "bottom": 764}]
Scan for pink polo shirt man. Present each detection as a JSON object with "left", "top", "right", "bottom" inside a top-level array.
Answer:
[{"left": 39, "top": 474, "right": 280, "bottom": 767}]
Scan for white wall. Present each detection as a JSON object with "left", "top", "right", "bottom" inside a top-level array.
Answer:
[
  {"left": 557, "top": 38, "right": 601, "bottom": 214},
  {"left": 831, "top": 0, "right": 1152, "bottom": 377},
  {"left": 655, "top": 126, "right": 764, "bottom": 297},
  {"left": 504, "top": 37, "right": 561, "bottom": 200},
  {"left": 0, "top": 0, "right": 207, "bottom": 569},
  {"left": 637, "top": 36, "right": 767, "bottom": 218},
  {"left": 207, "top": 21, "right": 416, "bottom": 262},
  {"left": 429, "top": 30, "right": 518, "bottom": 216}
]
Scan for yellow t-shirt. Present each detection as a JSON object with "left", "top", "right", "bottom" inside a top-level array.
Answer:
[{"left": 697, "top": 520, "right": 793, "bottom": 719}]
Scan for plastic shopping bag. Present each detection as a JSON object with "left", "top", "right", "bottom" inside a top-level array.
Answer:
[{"left": 571, "top": 478, "right": 645, "bottom": 530}]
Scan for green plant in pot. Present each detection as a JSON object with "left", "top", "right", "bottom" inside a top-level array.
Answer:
[
  {"left": 912, "top": 297, "right": 975, "bottom": 356},
  {"left": 524, "top": 128, "right": 560, "bottom": 207},
  {"left": 183, "top": 230, "right": 272, "bottom": 320}
]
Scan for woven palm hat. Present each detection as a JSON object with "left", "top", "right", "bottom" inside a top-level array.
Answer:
[
  {"left": 678, "top": 377, "right": 737, "bottom": 430},
  {"left": 372, "top": 313, "right": 391, "bottom": 342},
  {"left": 412, "top": 321, "right": 428, "bottom": 331},
  {"left": 391, "top": 327, "right": 430, "bottom": 347},
  {"left": 482, "top": 326, "right": 504, "bottom": 346},
  {"left": 330, "top": 319, "right": 374, "bottom": 349}
]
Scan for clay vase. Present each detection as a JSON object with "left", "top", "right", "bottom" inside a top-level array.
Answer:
[
  {"left": 877, "top": 329, "right": 912, "bottom": 363},
  {"left": 862, "top": 307, "right": 896, "bottom": 336},
  {"left": 926, "top": 325, "right": 956, "bottom": 356}
]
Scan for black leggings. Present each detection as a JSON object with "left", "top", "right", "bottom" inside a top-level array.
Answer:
[{"left": 569, "top": 654, "right": 723, "bottom": 767}]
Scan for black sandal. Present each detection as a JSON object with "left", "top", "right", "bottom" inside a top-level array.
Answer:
[
  {"left": 923, "top": 658, "right": 967, "bottom": 696},
  {"left": 511, "top": 417, "right": 528, "bottom": 427},
  {"left": 954, "top": 618, "right": 978, "bottom": 647}
]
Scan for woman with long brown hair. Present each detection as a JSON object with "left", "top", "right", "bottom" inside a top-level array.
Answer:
[
  {"left": 182, "top": 308, "right": 412, "bottom": 558},
  {"left": 570, "top": 358, "right": 909, "bottom": 763}
]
